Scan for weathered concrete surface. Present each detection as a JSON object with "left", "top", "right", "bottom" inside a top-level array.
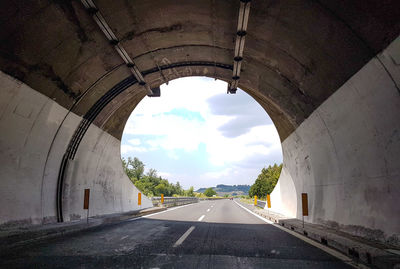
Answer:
[
  {"left": 0, "top": 0, "right": 399, "bottom": 250},
  {"left": 0, "top": 71, "right": 70, "bottom": 225},
  {"left": 0, "top": 71, "right": 151, "bottom": 226},
  {"left": 270, "top": 37, "right": 400, "bottom": 246},
  {"left": 63, "top": 120, "right": 153, "bottom": 222},
  {"left": 1, "top": 0, "right": 399, "bottom": 141}
]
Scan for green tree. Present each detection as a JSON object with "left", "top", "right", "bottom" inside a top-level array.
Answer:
[
  {"left": 122, "top": 156, "right": 195, "bottom": 197},
  {"left": 154, "top": 183, "right": 167, "bottom": 196},
  {"left": 132, "top": 157, "right": 145, "bottom": 180},
  {"left": 147, "top": 168, "right": 157, "bottom": 179},
  {"left": 204, "top": 187, "right": 217, "bottom": 197},
  {"left": 249, "top": 163, "right": 282, "bottom": 198},
  {"left": 122, "top": 157, "right": 135, "bottom": 179},
  {"left": 121, "top": 157, "right": 145, "bottom": 181},
  {"left": 174, "top": 182, "right": 183, "bottom": 196},
  {"left": 184, "top": 186, "right": 195, "bottom": 197}
]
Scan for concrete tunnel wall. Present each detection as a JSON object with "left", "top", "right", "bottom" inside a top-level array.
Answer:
[
  {"left": 270, "top": 37, "right": 400, "bottom": 245},
  {"left": 0, "top": 0, "right": 398, "bottom": 246},
  {"left": 0, "top": 37, "right": 399, "bottom": 245},
  {"left": 0, "top": 71, "right": 152, "bottom": 226},
  {"left": 0, "top": 37, "right": 399, "bottom": 247}
]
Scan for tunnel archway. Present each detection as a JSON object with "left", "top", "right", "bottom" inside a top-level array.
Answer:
[
  {"left": 119, "top": 77, "right": 284, "bottom": 196},
  {"left": 0, "top": 0, "right": 399, "bottom": 246}
]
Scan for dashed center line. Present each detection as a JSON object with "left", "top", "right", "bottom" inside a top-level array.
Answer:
[
  {"left": 207, "top": 209, "right": 210, "bottom": 212},
  {"left": 173, "top": 226, "right": 195, "bottom": 248},
  {"left": 198, "top": 215, "right": 205, "bottom": 221}
]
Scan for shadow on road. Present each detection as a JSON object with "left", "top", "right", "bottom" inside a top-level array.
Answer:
[{"left": 0, "top": 217, "right": 353, "bottom": 269}]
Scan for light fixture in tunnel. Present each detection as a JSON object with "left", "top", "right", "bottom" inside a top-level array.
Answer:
[
  {"left": 148, "top": 86, "right": 161, "bottom": 97},
  {"left": 81, "top": 0, "right": 154, "bottom": 96},
  {"left": 227, "top": 0, "right": 251, "bottom": 94}
]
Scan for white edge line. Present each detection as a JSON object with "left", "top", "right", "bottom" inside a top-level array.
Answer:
[
  {"left": 198, "top": 215, "right": 205, "bottom": 221},
  {"left": 127, "top": 203, "right": 197, "bottom": 221},
  {"left": 173, "top": 226, "right": 196, "bottom": 248},
  {"left": 233, "top": 201, "right": 367, "bottom": 269}
]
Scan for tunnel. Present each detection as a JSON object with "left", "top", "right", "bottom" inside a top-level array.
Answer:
[{"left": 0, "top": 0, "right": 399, "bottom": 251}]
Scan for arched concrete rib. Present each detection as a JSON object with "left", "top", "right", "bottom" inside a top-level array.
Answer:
[{"left": 56, "top": 60, "right": 233, "bottom": 221}]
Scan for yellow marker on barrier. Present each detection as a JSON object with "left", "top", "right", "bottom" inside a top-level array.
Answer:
[
  {"left": 267, "top": 194, "right": 271, "bottom": 208},
  {"left": 254, "top": 195, "right": 257, "bottom": 206},
  {"left": 161, "top": 194, "right": 164, "bottom": 204},
  {"left": 138, "top": 193, "right": 142, "bottom": 206}
]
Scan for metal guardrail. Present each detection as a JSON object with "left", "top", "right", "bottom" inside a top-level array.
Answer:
[
  {"left": 256, "top": 200, "right": 266, "bottom": 208},
  {"left": 199, "top": 197, "right": 229, "bottom": 201},
  {"left": 151, "top": 197, "right": 199, "bottom": 207}
]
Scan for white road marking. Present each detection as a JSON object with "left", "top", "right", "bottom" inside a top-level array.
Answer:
[
  {"left": 173, "top": 226, "right": 196, "bottom": 248},
  {"left": 211, "top": 205, "right": 214, "bottom": 208},
  {"left": 198, "top": 215, "right": 205, "bottom": 221},
  {"left": 207, "top": 209, "right": 210, "bottom": 212},
  {"left": 233, "top": 201, "right": 367, "bottom": 269},
  {"left": 233, "top": 201, "right": 273, "bottom": 224},
  {"left": 127, "top": 203, "right": 197, "bottom": 221},
  {"left": 121, "top": 235, "right": 129, "bottom": 240}
]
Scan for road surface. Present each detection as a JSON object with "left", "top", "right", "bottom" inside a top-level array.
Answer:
[{"left": 0, "top": 199, "right": 354, "bottom": 268}]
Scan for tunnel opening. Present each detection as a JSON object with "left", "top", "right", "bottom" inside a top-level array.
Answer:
[{"left": 119, "top": 76, "right": 283, "bottom": 198}]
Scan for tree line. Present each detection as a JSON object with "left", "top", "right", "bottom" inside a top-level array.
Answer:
[
  {"left": 248, "top": 163, "right": 282, "bottom": 198},
  {"left": 122, "top": 157, "right": 195, "bottom": 197}
]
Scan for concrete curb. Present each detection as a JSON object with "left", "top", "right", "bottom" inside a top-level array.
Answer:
[
  {"left": 0, "top": 206, "right": 166, "bottom": 252},
  {"left": 237, "top": 200, "right": 400, "bottom": 269}
]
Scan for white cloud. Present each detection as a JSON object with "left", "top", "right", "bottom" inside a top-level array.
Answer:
[
  {"left": 203, "top": 168, "right": 234, "bottom": 179},
  {"left": 121, "top": 144, "right": 134, "bottom": 154},
  {"left": 158, "top": 171, "right": 172, "bottom": 178},
  {"left": 120, "top": 144, "right": 148, "bottom": 154},
  {"left": 121, "top": 77, "right": 282, "bottom": 189},
  {"left": 128, "top": 138, "right": 141, "bottom": 146}
]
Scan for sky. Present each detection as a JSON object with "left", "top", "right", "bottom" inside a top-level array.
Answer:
[{"left": 121, "top": 77, "right": 282, "bottom": 190}]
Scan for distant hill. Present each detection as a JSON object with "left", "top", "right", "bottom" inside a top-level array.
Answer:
[{"left": 196, "top": 184, "right": 250, "bottom": 196}]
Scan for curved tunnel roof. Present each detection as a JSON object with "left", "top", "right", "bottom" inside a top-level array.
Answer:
[{"left": 0, "top": 0, "right": 399, "bottom": 141}]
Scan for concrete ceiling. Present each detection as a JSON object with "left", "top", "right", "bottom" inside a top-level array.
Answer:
[{"left": 1, "top": 0, "right": 399, "bottom": 141}]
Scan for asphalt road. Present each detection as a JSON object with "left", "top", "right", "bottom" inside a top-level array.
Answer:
[{"left": 0, "top": 199, "right": 354, "bottom": 268}]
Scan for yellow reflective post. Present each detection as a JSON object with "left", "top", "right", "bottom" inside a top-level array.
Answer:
[
  {"left": 254, "top": 195, "right": 257, "bottom": 206},
  {"left": 138, "top": 192, "right": 142, "bottom": 206},
  {"left": 267, "top": 194, "right": 271, "bottom": 208},
  {"left": 161, "top": 194, "right": 164, "bottom": 204}
]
